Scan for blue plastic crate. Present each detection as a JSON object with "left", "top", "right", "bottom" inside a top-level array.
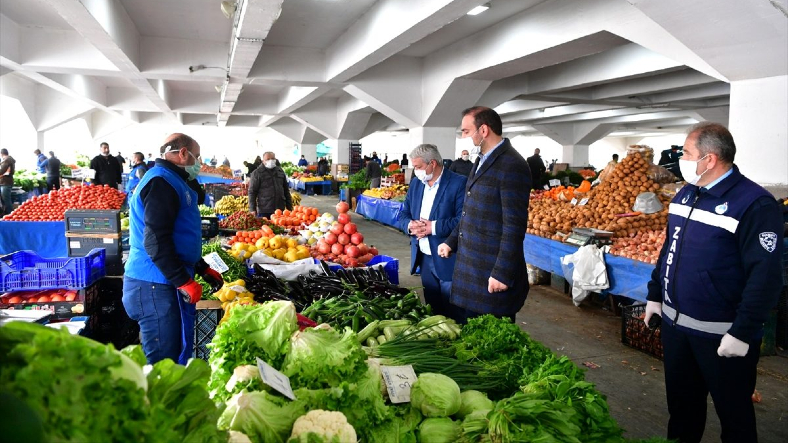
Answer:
[
  {"left": 368, "top": 255, "right": 399, "bottom": 285},
  {"left": 0, "top": 248, "right": 106, "bottom": 291}
]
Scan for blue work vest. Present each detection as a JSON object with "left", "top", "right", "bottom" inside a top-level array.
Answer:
[
  {"left": 659, "top": 166, "right": 772, "bottom": 338},
  {"left": 126, "top": 164, "right": 147, "bottom": 193},
  {"left": 124, "top": 166, "right": 201, "bottom": 284}
]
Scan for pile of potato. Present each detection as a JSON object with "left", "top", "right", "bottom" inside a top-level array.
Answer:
[{"left": 527, "top": 151, "right": 670, "bottom": 241}]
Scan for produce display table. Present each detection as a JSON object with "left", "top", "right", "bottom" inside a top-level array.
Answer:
[
  {"left": 354, "top": 194, "right": 403, "bottom": 228},
  {"left": 0, "top": 221, "right": 68, "bottom": 257},
  {"left": 303, "top": 180, "right": 331, "bottom": 195},
  {"left": 523, "top": 234, "right": 654, "bottom": 302},
  {"left": 287, "top": 177, "right": 305, "bottom": 192},
  {"left": 196, "top": 174, "right": 238, "bottom": 185}
]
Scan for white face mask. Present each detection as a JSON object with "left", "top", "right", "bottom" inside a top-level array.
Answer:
[
  {"left": 265, "top": 159, "right": 276, "bottom": 169},
  {"left": 414, "top": 162, "right": 434, "bottom": 183},
  {"left": 679, "top": 154, "right": 709, "bottom": 185},
  {"left": 461, "top": 154, "right": 469, "bottom": 161}
]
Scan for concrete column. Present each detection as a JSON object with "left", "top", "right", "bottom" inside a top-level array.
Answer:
[
  {"left": 728, "top": 75, "right": 788, "bottom": 186},
  {"left": 36, "top": 131, "right": 46, "bottom": 152},
  {"left": 333, "top": 139, "right": 353, "bottom": 164},
  {"left": 562, "top": 144, "right": 590, "bottom": 167},
  {"left": 300, "top": 144, "right": 317, "bottom": 163},
  {"left": 408, "top": 127, "right": 457, "bottom": 162}
]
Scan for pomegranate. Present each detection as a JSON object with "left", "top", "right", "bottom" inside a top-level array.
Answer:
[
  {"left": 331, "top": 243, "right": 344, "bottom": 255},
  {"left": 343, "top": 223, "right": 357, "bottom": 235},
  {"left": 330, "top": 223, "right": 345, "bottom": 236},
  {"left": 317, "top": 241, "right": 331, "bottom": 255},
  {"left": 346, "top": 245, "right": 360, "bottom": 258},
  {"left": 369, "top": 246, "right": 379, "bottom": 255},
  {"left": 350, "top": 232, "right": 364, "bottom": 245},
  {"left": 336, "top": 201, "right": 350, "bottom": 214},
  {"left": 337, "top": 213, "right": 351, "bottom": 225},
  {"left": 338, "top": 233, "right": 351, "bottom": 245},
  {"left": 324, "top": 232, "right": 338, "bottom": 245}
]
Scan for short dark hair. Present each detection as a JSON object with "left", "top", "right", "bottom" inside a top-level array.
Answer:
[
  {"left": 33, "top": 149, "right": 41, "bottom": 155},
  {"left": 100, "top": 142, "right": 109, "bottom": 148},
  {"left": 133, "top": 152, "right": 144, "bottom": 162},
  {"left": 612, "top": 154, "right": 619, "bottom": 160},
  {"left": 688, "top": 122, "right": 736, "bottom": 164},
  {"left": 0, "top": 149, "right": 8, "bottom": 155},
  {"left": 49, "top": 151, "right": 55, "bottom": 156},
  {"left": 160, "top": 134, "right": 197, "bottom": 155},
  {"left": 462, "top": 106, "right": 503, "bottom": 136}
]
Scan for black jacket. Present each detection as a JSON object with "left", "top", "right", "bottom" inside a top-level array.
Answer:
[
  {"left": 45, "top": 156, "right": 61, "bottom": 178},
  {"left": 366, "top": 161, "right": 382, "bottom": 179},
  {"left": 526, "top": 155, "right": 546, "bottom": 180},
  {"left": 448, "top": 159, "right": 473, "bottom": 177},
  {"left": 317, "top": 159, "right": 329, "bottom": 176},
  {"left": 90, "top": 154, "right": 122, "bottom": 187},
  {"left": 248, "top": 165, "right": 292, "bottom": 214}
]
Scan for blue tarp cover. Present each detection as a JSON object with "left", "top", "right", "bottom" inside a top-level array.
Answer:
[
  {"left": 355, "top": 194, "right": 403, "bottom": 228},
  {"left": 0, "top": 221, "right": 68, "bottom": 257},
  {"left": 523, "top": 234, "right": 653, "bottom": 302}
]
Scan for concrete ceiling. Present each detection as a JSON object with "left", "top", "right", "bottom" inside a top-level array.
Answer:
[{"left": 0, "top": 0, "right": 785, "bottom": 144}]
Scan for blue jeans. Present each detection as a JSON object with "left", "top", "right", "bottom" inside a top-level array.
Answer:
[
  {"left": 122, "top": 276, "right": 194, "bottom": 365},
  {"left": 0, "top": 185, "right": 12, "bottom": 216}
]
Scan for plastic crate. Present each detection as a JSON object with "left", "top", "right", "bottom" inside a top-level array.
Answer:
[
  {"left": 368, "top": 255, "right": 399, "bottom": 285},
  {"left": 621, "top": 303, "right": 664, "bottom": 360},
  {"left": 194, "top": 301, "right": 223, "bottom": 361},
  {"left": 0, "top": 248, "right": 106, "bottom": 291}
]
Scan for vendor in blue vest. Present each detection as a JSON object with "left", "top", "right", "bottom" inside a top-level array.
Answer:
[
  {"left": 123, "top": 133, "right": 222, "bottom": 365},
  {"left": 644, "top": 122, "right": 783, "bottom": 443},
  {"left": 125, "top": 152, "right": 148, "bottom": 195}
]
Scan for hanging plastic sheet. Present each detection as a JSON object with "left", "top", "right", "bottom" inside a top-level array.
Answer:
[{"left": 354, "top": 194, "right": 403, "bottom": 228}]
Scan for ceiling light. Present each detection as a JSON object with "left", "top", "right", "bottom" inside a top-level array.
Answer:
[
  {"left": 220, "top": 1, "right": 237, "bottom": 19},
  {"left": 467, "top": 3, "right": 490, "bottom": 16}
]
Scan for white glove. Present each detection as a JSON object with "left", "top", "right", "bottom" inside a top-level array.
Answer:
[
  {"left": 717, "top": 333, "right": 749, "bottom": 358},
  {"left": 643, "top": 301, "right": 662, "bottom": 327}
]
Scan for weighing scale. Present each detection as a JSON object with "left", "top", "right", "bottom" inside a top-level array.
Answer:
[{"left": 564, "top": 228, "right": 615, "bottom": 247}]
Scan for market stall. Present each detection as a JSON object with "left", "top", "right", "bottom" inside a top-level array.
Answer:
[
  {"left": 0, "top": 221, "right": 67, "bottom": 256},
  {"left": 196, "top": 173, "right": 240, "bottom": 185},
  {"left": 354, "top": 194, "right": 404, "bottom": 228}
]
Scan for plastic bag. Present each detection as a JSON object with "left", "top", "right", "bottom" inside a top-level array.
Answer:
[
  {"left": 248, "top": 252, "right": 322, "bottom": 280},
  {"left": 626, "top": 145, "right": 655, "bottom": 164},
  {"left": 648, "top": 164, "right": 677, "bottom": 184},
  {"left": 560, "top": 245, "right": 610, "bottom": 306}
]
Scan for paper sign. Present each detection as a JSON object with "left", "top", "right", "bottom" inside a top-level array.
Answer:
[
  {"left": 203, "top": 252, "right": 229, "bottom": 274},
  {"left": 549, "top": 179, "right": 561, "bottom": 187},
  {"left": 69, "top": 241, "right": 81, "bottom": 249},
  {"left": 256, "top": 358, "right": 296, "bottom": 400},
  {"left": 578, "top": 198, "right": 589, "bottom": 206},
  {"left": 570, "top": 198, "right": 578, "bottom": 205},
  {"left": 380, "top": 365, "right": 418, "bottom": 404},
  {"left": 103, "top": 238, "right": 113, "bottom": 244}
]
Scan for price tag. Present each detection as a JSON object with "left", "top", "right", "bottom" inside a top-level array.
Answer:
[
  {"left": 549, "top": 179, "right": 561, "bottom": 187},
  {"left": 578, "top": 198, "right": 589, "bottom": 206},
  {"left": 203, "top": 252, "right": 229, "bottom": 274},
  {"left": 256, "top": 358, "right": 296, "bottom": 400},
  {"left": 380, "top": 365, "right": 418, "bottom": 404},
  {"left": 570, "top": 198, "right": 578, "bottom": 205},
  {"left": 543, "top": 185, "right": 549, "bottom": 190}
]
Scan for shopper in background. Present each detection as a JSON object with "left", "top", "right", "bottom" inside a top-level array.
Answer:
[
  {"left": 116, "top": 151, "right": 126, "bottom": 171},
  {"left": 644, "top": 122, "right": 783, "bottom": 443},
  {"left": 0, "top": 148, "right": 16, "bottom": 217},
  {"left": 366, "top": 156, "right": 382, "bottom": 188},
  {"left": 526, "top": 148, "right": 547, "bottom": 186},
  {"left": 448, "top": 149, "right": 473, "bottom": 177},
  {"left": 34, "top": 149, "right": 47, "bottom": 173},
  {"left": 126, "top": 152, "right": 148, "bottom": 195},
  {"left": 90, "top": 142, "right": 122, "bottom": 189},
  {"left": 123, "top": 133, "right": 223, "bottom": 365},
  {"left": 44, "top": 151, "right": 61, "bottom": 191},
  {"left": 146, "top": 153, "right": 155, "bottom": 169},
  {"left": 397, "top": 144, "right": 467, "bottom": 318},
  {"left": 298, "top": 155, "right": 309, "bottom": 167},
  {"left": 371, "top": 151, "right": 382, "bottom": 165},
  {"left": 400, "top": 153, "right": 409, "bottom": 168},
  {"left": 222, "top": 156, "right": 230, "bottom": 167},
  {"left": 248, "top": 151, "right": 292, "bottom": 219},
  {"left": 317, "top": 157, "right": 329, "bottom": 176},
  {"left": 209, "top": 156, "right": 218, "bottom": 167},
  {"left": 437, "top": 106, "right": 532, "bottom": 323},
  {"left": 243, "top": 155, "right": 262, "bottom": 178}
]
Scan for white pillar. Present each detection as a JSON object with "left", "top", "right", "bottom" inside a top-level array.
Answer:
[
  {"left": 333, "top": 139, "right": 354, "bottom": 165},
  {"left": 408, "top": 127, "right": 457, "bottom": 162},
  {"left": 37, "top": 131, "right": 46, "bottom": 152},
  {"left": 562, "top": 144, "right": 589, "bottom": 167},
  {"left": 300, "top": 144, "right": 317, "bottom": 163},
  {"left": 729, "top": 75, "right": 788, "bottom": 186}
]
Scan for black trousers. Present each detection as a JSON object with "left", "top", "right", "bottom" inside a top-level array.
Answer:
[
  {"left": 414, "top": 251, "right": 452, "bottom": 318},
  {"left": 661, "top": 320, "right": 760, "bottom": 443},
  {"left": 47, "top": 177, "right": 61, "bottom": 191}
]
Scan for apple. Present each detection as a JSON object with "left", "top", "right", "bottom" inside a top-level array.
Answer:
[{"left": 343, "top": 223, "right": 357, "bottom": 235}]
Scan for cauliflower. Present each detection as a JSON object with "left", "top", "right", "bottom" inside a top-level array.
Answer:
[
  {"left": 225, "top": 365, "right": 261, "bottom": 392},
  {"left": 289, "top": 410, "right": 357, "bottom": 443}
]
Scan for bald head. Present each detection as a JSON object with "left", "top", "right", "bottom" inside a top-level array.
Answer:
[{"left": 161, "top": 133, "right": 200, "bottom": 167}]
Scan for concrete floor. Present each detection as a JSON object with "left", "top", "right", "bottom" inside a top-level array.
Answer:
[{"left": 301, "top": 194, "right": 788, "bottom": 442}]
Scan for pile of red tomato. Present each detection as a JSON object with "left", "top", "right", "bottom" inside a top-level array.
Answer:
[{"left": 2, "top": 185, "right": 126, "bottom": 221}]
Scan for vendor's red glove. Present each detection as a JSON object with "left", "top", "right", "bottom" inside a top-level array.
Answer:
[
  {"left": 202, "top": 267, "right": 223, "bottom": 289},
  {"left": 178, "top": 279, "right": 203, "bottom": 304}
]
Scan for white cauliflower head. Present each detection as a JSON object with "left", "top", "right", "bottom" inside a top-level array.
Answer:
[{"left": 289, "top": 410, "right": 357, "bottom": 443}]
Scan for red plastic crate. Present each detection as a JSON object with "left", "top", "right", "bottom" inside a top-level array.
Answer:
[{"left": 0, "top": 248, "right": 106, "bottom": 291}]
